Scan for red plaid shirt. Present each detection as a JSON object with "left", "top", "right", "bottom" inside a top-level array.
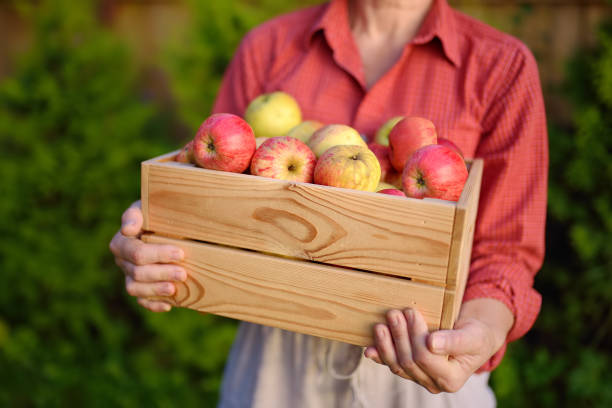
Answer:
[{"left": 213, "top": 0, "right": 548, "bottom": 371}]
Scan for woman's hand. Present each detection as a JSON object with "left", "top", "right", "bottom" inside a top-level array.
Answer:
[
  {"left": 364, "top": 298, "right": 514, "bottom": 393},
  {"left": 109, "top": 201, "right": 187, "bottom": 312}
]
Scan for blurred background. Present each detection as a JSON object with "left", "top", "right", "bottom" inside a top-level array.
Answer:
[{"left": 0, "top": 0, "right": 610, "bottom": 406}]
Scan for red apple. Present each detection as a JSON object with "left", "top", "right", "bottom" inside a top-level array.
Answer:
[
  {"left": 314, "top": 145, "right": 381, "bottom": 192},
  {"left": 437, "top": 137, "right": 464, "bottom": 159},
  {"left": 192, "top": 113, "right": 256, "bottom": 173},
  {"left": 175, "top": 140, "right": 194, "bottom": 163},
  {"left": 402, "top": 144, "right": 468, "bottom": 201},
  {"left": 250, "top": 136, "right": 316, "bottom": 183},
  {"left": 388, "top": 117, "right": 437, "bottom": 172},
  {"left": 367, "top": 142, "right": 392, "bottom": 181},
  {"left": 378, "top": 189, "right": 406, "bottom": 197},
  {"left": 385, "top": 168, "right": 403, "bottom": 189}
]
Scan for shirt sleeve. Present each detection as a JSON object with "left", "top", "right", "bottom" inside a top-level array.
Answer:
[
  {"left": 212, "top": 29, "right": 269, "bottom": 116},
  {"left": 464, "top": 44, "right": 548, "bottom": 372}
]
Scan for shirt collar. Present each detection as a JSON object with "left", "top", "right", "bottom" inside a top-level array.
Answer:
[{"left": 305, "top": 0, "right": 461, "bottom": 68}]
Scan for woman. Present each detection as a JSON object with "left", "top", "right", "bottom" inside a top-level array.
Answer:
[{"left": 110, "top": 0, "right": 547, "bottom": 406}]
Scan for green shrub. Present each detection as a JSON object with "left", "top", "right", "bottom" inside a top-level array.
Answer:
[
  {"left": 0, "top": 0, "right": 235, "bottom": 406},
  {"left": 491, "top": 17, "right": 612, "bottom": 408},
  {"left": 165, "top": 0, "right": 321, "bottom": 134}
]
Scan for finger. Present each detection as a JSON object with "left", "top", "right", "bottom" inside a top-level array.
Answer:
[
  {"left": 428, "top": 324, "right": 484, "bottom": 356},
  {"left": 117, "top": 236, "right": 184, "bottom": 265},
  {"left": 386, "top": 309, "right": 414, "bottom": 368},
  {"left": 386, "top": 309, "right": 441, "bottom": 393},
  {"left": 117, "top": 259, "right": 187, "bottom": 282},
  {"left": 373, "top": 323, "right": 410, "bottom": 379},
  {"left": 407, "top": 308, "right": 460, "bottom": 392},
  {"left": 137, "top": 297, "right": 172, "bottom": 313},
  {"left": 364, "top": 346, "right": 382, "bottom": 363},
  {"left": 121, "top": 201, "right": 143, "bottom": 236},
  {"left": 125, "top": 275, "right": 176, "bottom": 298}
]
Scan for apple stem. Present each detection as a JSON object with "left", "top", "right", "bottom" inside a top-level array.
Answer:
[{"left": 288, "top": 164, "right": 295, "bottom": 172}]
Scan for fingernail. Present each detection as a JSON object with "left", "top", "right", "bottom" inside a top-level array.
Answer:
[
  {"left": 174, "top": 269, "right": 187, "bottom": 281},
  {"left": 162, "top": 303, "right": 172, "bottom": 312},
  {"left": 405, "top": 309, "right": 414, "bottom": 325},
  {"left": 377, "top": 326, "right": 386, "bottom": 339},
  {"left": 390, "top": 312, "right": 400, "bottom": 327},
  {"left": 160, "top": 284, "right": 174, "bottom": 296},
  {"left": 431, "top": 334, "right": 445, "bottom": 353},
  {"left": 171, "top": 249, "right": 184, "bottom": 261}
]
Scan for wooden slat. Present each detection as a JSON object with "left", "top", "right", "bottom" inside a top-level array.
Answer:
[
  {"left": 439, "top": 159, "right": 484, "bottom": 329},
  {"left": 143, "top": 158, "right": 456, "bottom": 284},
  {"left": 143, "top": 234, "right": 445, "bottom": 346}
]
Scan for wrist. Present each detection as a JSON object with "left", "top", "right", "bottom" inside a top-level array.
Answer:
[{"left": 457, "top": 298, "right": 514, "bottom": 353}]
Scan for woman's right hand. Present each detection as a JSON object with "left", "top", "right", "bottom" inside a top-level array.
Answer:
[{"left": 109, "top": 201, "right": 187, "bottom": 312}]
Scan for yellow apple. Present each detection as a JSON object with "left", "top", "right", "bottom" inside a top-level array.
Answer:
[
  {"left": 286, "top": 120, "right": 324, "bottom": 143},
  {"left": 244, "top": 91, "right": 302, "bottom": 138},
  {"left": 255, "top": 137, "right": 270, "bottom": 148},
  {"left": 375, "top": 181, "right": 397, "bottom": 192},
  {"left": 314, "top": 145, "right": 381, "bottom": 192},
  {"left": 307, "top": 124, "right": 366, "bottom": 158}
]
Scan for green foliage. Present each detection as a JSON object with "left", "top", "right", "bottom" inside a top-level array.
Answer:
[
  {"left": 0, "top": 0, "right": 236, "bottom": 406},
  {"left": 491, "top": 18, "right": 612, "bottom": 408},
  {"left": 165, "top": 0, "right": 321, "bottom": 135}
]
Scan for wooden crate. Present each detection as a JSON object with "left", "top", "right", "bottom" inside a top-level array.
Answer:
[{"left": 141, "top": 151, "right": 483, "bottom": 346}]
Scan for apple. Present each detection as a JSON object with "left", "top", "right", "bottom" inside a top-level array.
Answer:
[
  {"left": 307, "top": 124, "right": 366, "bottom": 158},
  {"left": 244, "top": 91, "right": 302, "bottom": 138},
  {"left": 388, "top": 117, "right": 437, "bottom": 172},
  {"left": 286, "top": 120, "right": 324, "bottom": 143},
  {"left": 378, "top": 189, "right": 406, "bottom": 197},
  {"left": 385, "top": 168, "right": 403, "bottom": 189},
  {"left": 175, "top": 140, "right": 194, "bottom": 163},
  {"left": 255, "top": 137, "right": 270, "bottom": 148},
  {"left": 367, "top": 142, "right": 392, "bottom": 181},
  {"left": 250, "top": 136, "right": 316, "bottom": 183},
  {"left": 375, "top": 181, "right": 397, "bottom": 191},
  {"left": 402, "top": 144, "right": 468, "bottom": 201},
  {"left": 437, "top": 137, "right": 464, "bottom": 159},
  {"left": 375, "top": 116, "right": 404, "bottom": 146},
  {"left": 314, "top": 145, "right": 381, "bottom": 192},
  {"left": 192, "top": 113, "right": 256, "bottom": 173}
]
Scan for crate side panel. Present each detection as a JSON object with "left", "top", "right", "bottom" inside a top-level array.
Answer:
[
  {"left": 440, "top": 159, "right": 484, "bottom": 329},
  {"left": 145, "top": 162, "right": 456, "bottom": 284},
  {"left": 144, "top": 234, "right": 445, "bottom": 346}
]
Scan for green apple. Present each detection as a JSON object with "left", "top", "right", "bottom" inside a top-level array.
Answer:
[
  {"left": 286, "top": 120, "right": 324, "bottom": 143},
  {"left": 244, "top": 91, "right": 302, "bottom": 138},
  {"left": 307, "top": 124, "right": 367, "bottom": 158},
  {"left": 375, "top": 116, "right": 404, "bottom": 146}
]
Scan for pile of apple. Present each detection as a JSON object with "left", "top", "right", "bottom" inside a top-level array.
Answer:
[{"left": 175, "top": 91, "right": 468, "bottom": 201}]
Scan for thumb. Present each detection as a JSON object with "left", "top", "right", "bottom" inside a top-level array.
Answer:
[
  {"left": 427, "top": 324, "right": 482, "bottom": 356},
  {"left": 121, "top": 201, "right": 143, "bottom": 237}
]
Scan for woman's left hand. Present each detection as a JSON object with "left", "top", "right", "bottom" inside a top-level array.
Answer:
[{"left": 364, "top": 298, "right": 513, "bottom": 394}]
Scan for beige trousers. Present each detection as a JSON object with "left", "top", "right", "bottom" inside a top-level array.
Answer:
[{"left": 218, "top": 322, "right": 496, "bottom": 408}]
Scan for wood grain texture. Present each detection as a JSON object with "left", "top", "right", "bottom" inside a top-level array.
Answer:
[
  {"left": 439, "top": 159, "right": 484, "bottom": 329},
  {"left": 143, "top": 157, "right": 457, "bottom": 284},
  {"left": 143, "top": 233, "right": 445, "bottom": 346},
  {"left": 141, "top": 162, "right": 150, "bottom": 231}
]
